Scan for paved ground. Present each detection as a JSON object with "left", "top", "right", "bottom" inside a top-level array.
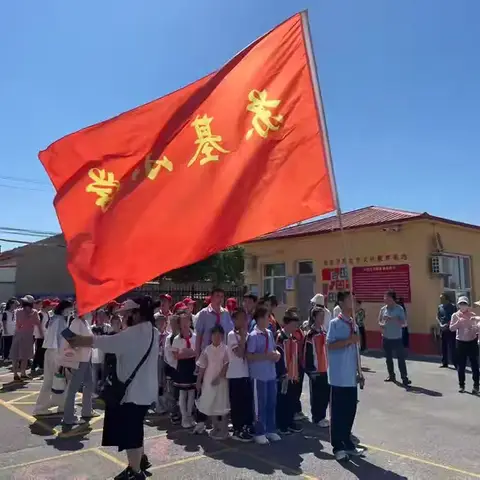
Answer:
[{"left": 0, "top": 355, "right": 479, "bottom": 479}]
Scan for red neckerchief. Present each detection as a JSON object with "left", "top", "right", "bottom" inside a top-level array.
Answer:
[
  {"left": 338, "top": 314, "right": 355, "bottom": 334},
  {"left": 257, "top": 327, "right": 269, "bottom": 352},
  {"left": 210, "top": 304, "right": 221, "bottom": 325},
  {"left": 182, "top": 331, "right": 192, "bottom": 349}
]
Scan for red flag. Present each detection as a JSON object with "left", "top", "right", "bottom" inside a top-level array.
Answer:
[{"left": 39, "top": 13, "right": 335, "bottom": 314}]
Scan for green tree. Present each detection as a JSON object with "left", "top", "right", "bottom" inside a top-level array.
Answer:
[{"left": 163, "top": 246, "right": 244, "bottom": 285}]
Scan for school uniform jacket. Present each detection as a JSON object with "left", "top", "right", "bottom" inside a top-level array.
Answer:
[
  {"left": 303, "top": 328, "right": 328, "bottom": 376},
  {"left": 275, "top": 329, "right": 301, "bottom": 382}
]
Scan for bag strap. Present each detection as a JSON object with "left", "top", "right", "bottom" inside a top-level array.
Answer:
[{"left": 124, "top": 326, "right": 154, "bottom": 389}]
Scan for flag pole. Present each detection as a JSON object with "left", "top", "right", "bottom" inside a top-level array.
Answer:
[{"left": 301, "top": 10, "right": 363, "bottom": 375}]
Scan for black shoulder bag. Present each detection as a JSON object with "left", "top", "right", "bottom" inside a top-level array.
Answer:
[{"left": 103, "top": 326, "right": 154, "bottom": 407}]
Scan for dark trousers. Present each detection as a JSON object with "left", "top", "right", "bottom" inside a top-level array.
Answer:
[
  {"left": 276, "top": 379, "right": 296, "bottom": 431},
  {"left": 441, "top": 329, "right": 457, "bottom": 367},
  {"left": 383, "top": 338, "right": 408, "bottom": 380},
  {"left": 32, "top": 338, "right": 46, "bottom": 370},
  {"left": 229, "top": 377, "right": 253, "bottom": 432},
  {"left": 330, "top": 386, "right": 357, "bottom": 453},
  {"left": 456, "top": 340, "right": 479, "bottom": 389},
  {"left": 291, "top": 368, "right": 304, "bottom": 413},
  {"left": 308, "top": 373, "right": 330, "bottom": 422},
  {"left": 2, "top": 336, "right": 13, "bottom": 360},
  {"left": 358, "top": 326, "right": 367, "bottom": 352}
]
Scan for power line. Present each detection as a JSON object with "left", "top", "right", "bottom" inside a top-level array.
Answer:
[
  {"left": 0, "top": 226, "right": 60, "bottom": 237},
  {"left": 0, "top": 183, "right": 52, "bottom": 193},
  {"left": 0, "top": 175, "right": 50, "bottom": 186}
]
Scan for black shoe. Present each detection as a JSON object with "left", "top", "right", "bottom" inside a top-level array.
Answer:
[
  {"left": 459, "top": 387, "right": 465, "bottom": 393},
  {"left": 384, "top": 376, "right": 396, "bottom": 382},
  {"left": 472, "top": 387, "right": 479, "bottom": 396},
  {"left": 232, "top": 429, "right": 253, "bottom": 442},
  {"left": 402, "top": 378, "right": 412, "bottom": 387},
  {"left": 114, "top": 467, "right": 146, "bottom": 480},
  {"left": 439, "top": 364, "right": 448, "bottom": 368},
  {"left": 140, "top": 454, "right": 152, "bottom": 471},
  {"left": 288, "top": 423, "right": 303, "bottom": 433}
]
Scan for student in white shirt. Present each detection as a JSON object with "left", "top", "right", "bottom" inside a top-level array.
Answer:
[
  {"left": 32, "top": 299, "right": 52, "bottom": 373},
  {"left": 33, "top": 300, "right": 73, "bottom": 416},
  {"left": 62, "top": 314, "right": 96, "bottom": 426},
  {"left": 226, "top": 307, "right": 254, "bottom": 442},
  {"left": 1, "top": 298, "right": 17, "bottom": 361},
  {"left": 67, "top": 296, "right": 159, "bottom": 480}
]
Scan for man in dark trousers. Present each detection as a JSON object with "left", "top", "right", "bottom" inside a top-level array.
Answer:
[
  {"left": 326, "top": 291, "right": 365, "bottom": 462},
  {"left": 437, "top": 293, "right": 457, "bottom": 368}
]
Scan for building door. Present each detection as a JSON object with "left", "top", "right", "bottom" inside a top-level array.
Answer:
[{"left": 296, "top": 261, "right": 316, "bottom": 321}]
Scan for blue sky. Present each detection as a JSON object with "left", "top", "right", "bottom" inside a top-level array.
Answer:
[{"left": 1, "top": 0, "right": 479, "bottom": 252}]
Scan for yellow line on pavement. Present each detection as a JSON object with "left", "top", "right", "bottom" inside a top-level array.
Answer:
[
  {"left": 92, "top": 448, "right": 126, "bottom": 467},
  {"left": 0, "top": 448, "right": 96, "bottom": 471},
  {"left": 7, "top": 391, "right": 40, "bottom": 404},
  {"left": 149, "top": 447, "right": 233, "bottom": 473},
  {"left": 0, "top": 398, "right": 62, "bottom": 436},
  {"left": 364, "top": 444, "right": 480, "bottom": 478}
]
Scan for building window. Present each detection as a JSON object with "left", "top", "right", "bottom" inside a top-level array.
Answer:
[
  {"left": 442, "top": 254, "right": 471, "bottom": 301},
  {"left": 263, "top": 263, "right": 286, "bottom": 303},
  {"left": 298, "top": 260, "right": 314, "bottom": 275}
]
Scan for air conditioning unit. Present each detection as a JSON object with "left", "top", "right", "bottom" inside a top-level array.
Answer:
[{"left": 430, "top": 255, "right": 448, "bottom": 275}]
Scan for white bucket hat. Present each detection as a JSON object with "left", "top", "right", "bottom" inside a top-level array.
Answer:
[
  {"left": 310, "top": 293, "right": 325, "bottom": 307},
  {"left": 116, "top": 298, "right": 140, "bottom": 313}
]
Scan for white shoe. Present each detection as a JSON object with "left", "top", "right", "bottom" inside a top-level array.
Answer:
[
  {"left": 254, "top": 434, "right": 269, "bottom": 445},
  {"left": 265, "top": 432, "right": 281, "bottom": 442},
  {"left": 346, "top": 447, "right": 366, "bottom": 457},
  {"left": 193, "top": 422, "right": 206, "bottom": 434},
  {"left": 182, "top": 419, "right": 193, "bottom": 429},
  {"left": 334, "top": 450, "right": 349, "bottom": 461},
  {"left": 317, "top": 419, "right": 330, "bottom": 428}
]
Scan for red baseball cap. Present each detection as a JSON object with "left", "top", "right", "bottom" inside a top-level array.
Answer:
[
  {"left": 173, "top": 302, "right": 187, "bottom": 313},
  {"left": 183, "top": 297, "right": 196, "bottom": 305},
  {"left": 160, "top": 294, "right": 173, "bottom": 303},
  {"left": 42, "top": 299, "right": 54, "bottom": 308}
]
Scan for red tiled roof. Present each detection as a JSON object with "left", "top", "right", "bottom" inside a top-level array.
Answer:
[{"left": 254, "top": 206, "right": 453, "bottom": 241}]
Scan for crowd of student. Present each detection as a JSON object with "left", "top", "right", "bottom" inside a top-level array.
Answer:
[{"left": 2, "top": 287, "right": 480, "bottom": 479}]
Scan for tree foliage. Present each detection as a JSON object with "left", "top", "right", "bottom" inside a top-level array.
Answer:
[{"left": 163, "top": 246, "right": 244, "bottom": 285}]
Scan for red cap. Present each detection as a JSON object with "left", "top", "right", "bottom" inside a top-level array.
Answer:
[
  {"left": 42, "top": 299, "right": 54, "bottom": 308},
  {"left": 173, "top": 302, "right": 187, "bottom": 313},
  {"left": 183, "top": 297, "right": 196, "bottom": 305},
  {"left": 226, "top": 297, "right": 237, "bottom": 306},
  {"left": 160, "top": 294, "right": 173, "bottom": 303}
]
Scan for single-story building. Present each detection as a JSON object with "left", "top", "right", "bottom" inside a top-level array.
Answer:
[
  {"left": 0, "top": 235, "right": 75, "bottom": 300},
  {"left": 243, "top": 206, "right": 480, "bottom": 355}
]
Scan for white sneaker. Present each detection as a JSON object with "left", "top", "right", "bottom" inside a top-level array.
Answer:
[
  {"left": 334, "top": 450, "right": 349, "bottom": 461},
  {"left": 346, "top": 447, "right": 366, "bottom": 457},
  {"left": 181, "top": 419, "right": 192, "bottom": 429},
  {"left": 317, "top": 419, "right": 330, "bottom": 428},
  {"left": 193, "top": 422, "right": 206, "bottom": 434},
  {"left": 266, "top": 432, "right": 281, "bottom": 442},
  {"left": 254, "top": 434, "right": 269, "bottom": 445}
]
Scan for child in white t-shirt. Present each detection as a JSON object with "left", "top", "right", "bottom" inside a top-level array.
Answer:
[
  {"left": 196, "top": 324, "right": 230, "bottom": 440},
  {"left": 171, "top": 312, "right": 197, "bottom": 429},
  {"left": 226, "top": 307, "right": 254, "bottom": 442}
]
